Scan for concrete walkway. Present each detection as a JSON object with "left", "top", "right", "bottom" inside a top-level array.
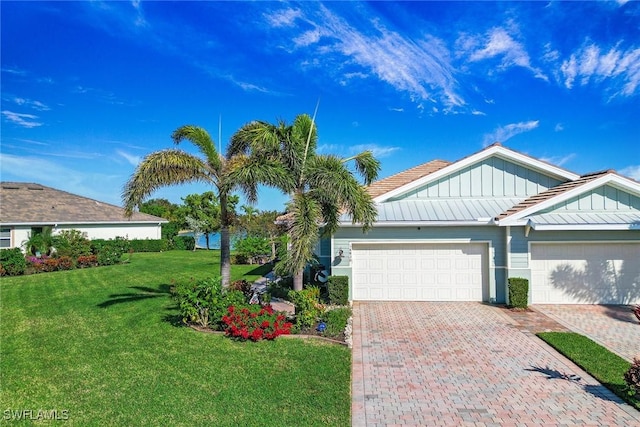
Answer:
[
  {"left": 352, "top": 302, "right": 640, "bottom": 426},
  {"left": 534, "top": 305, "right": 640, "bottom": 362}
]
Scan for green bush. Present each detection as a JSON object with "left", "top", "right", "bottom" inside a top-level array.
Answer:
[
  {"left": 268, "top": 277, "right": 293, "bottom": 300},
  {"left": 234, "top": 236, "right": 270, "bottom": 264},
  {"left": 231, "top": 254, "right": 249, "bottom": 265},
  {"left": 0, "top": 248, "right": 27, "bottom": 276},
  {"left": 625, "top": 358, "right": 640, "bottom": 397},
  {"left": 173, "top": 235, "right": 195, "bottom": 251},
  {"left": 288, "top": 286, "right": 324, "bottom": 330},
  {"left": 52, "top": 229, "right": 92, "bottom": 258},
  {"left": 328, "top": 276, "right": 349, "bottom": 306},
  {"left": 92, "top": 237, "right": 131, "bottom": 266},
  {"left": 321, "top": 307, "right": 352, "bottom": 338},
  {"left": 129, "top": 239, "right": 169, "bottom": 253},
  {"left": 508, "top": 277, "right": 529, "bottom": 309},
  {"left": 171, "top": 277, "right": 247, "bottom": 330}
]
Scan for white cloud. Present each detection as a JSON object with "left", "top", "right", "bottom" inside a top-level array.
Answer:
[
  {"left": 2, "top": 110, "right": 42, "bottom": 128},
  {"left": 560, "top": 43, "right": 640, "bottom": 97},
  {"left": 0, "top": 153, "right": 124, "bottom": 205},
  {"left": 619, "top": 165, "right": 640, "bottom": 180},
  {"left": 554, "top": 123, "right": 564, "bottom": 132},
  {"left": 482, "top": 120, "right": 539, "bottom": 146},
  {"left": 539, "top": 153, "right": 576, "bottom": 167},
  {"left": 116, "top": 150, "right": 141, "bottom": 166},
  {"left": 471, "top": 110, "right": 486, "bottom": 116},
  {"left": 349, "top": 144, "right": 400, "bottom": 158},
  {"left": 265, "top": 8, "right": 302, "bottom": 28},
  {"left": 389, "top": 107, "right": 404, "bottom": 112},
  {"left": 275, "top": 4, "right": 465, "bottom": 111},
  {"left": 466, "top": 27, "right": 547, "bottom": 80},
  {"left": 12, "top": 97, "right": 50, "bottom": 111}
]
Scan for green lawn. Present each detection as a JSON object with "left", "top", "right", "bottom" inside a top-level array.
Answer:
[
  {"left": 538, "top": 332, "right": 639, "bottom": 410},
  {"left": 0, "top": 251, "right": 350, "bottom": 426}
]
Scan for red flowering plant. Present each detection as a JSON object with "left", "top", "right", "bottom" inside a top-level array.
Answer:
[{"left": 222, "top": 305, "right": 292, "bottom": 341}]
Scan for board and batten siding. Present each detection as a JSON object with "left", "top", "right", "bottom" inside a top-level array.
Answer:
[
  {"left": 332, "top": 225, "right": 507, "bottom": 302},
  {"left": 541, "top": 185, "right": 640, "bottom": 213},
  {"left": 391, "top": 157, "right": 565, "bottom": 201}
]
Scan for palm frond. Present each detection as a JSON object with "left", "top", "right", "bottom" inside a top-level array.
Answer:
[
  {"left": 171, "top": 125, "right": 222, "bottom": 172},
  {"left": 225, "top": 155, "right": 296, "bottom": 203},
  {"left": 282, "top": 192, "right": 322, "bottom": 275},
  {"left": 122, "top": 149, "right": 213, "bottom": 215},
  {"left": 344, "top": 150, "right": 380, "bottom": 185},
  {"left": 228, "top": 120, "right": 281, "bottom": 158}
]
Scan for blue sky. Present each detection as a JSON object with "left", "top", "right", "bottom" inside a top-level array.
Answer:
[{"left": 2, "top": 1, "right": 639, "bottom": 212}]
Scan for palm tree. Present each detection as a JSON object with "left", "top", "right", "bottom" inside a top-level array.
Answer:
[
  {"left": 123, "top": 125, "right": 289, "bottom": 286},
  {"left": 229, "top": 114, "right": 380, "bottom": 290}
]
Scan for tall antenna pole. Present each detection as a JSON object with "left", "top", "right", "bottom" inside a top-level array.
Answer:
[
  {"left": 218, "top": 114, "right": 222, "bottom": 154},
  {"left": 299, "top": 99, "right": 320, "bottom": 186}
]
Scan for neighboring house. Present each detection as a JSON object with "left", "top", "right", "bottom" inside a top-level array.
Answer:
[
  {"left": 327, "top": 143, "right": 640, "bottom": 305},
  {"left": 0, "top": 182, "right": 167, "bottom": 250}
]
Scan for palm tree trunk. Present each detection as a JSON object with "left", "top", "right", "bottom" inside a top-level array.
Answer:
[
  {"left": 220, "top": 191, "right": 231, "bottom": 287},
  {"left": 220, "top": 226, "right": 231, "bottom": 287},
  {"left": 293, "top": 269, "right": 304, "bottom": 291}
]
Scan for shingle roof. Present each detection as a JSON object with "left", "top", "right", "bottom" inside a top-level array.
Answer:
[
  {"left": 367, "top": 159, "right": 451, "bottom": 198},
  {"left": 0, "top": 182, "right": 166, "bottom": 224},
  {"left": 494, "top": 170, "right": 614, "bottom": 221}
]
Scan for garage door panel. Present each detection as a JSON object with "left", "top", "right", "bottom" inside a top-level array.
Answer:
[
  {"left": 352, "top": 243, "right": 487, "bottom": 301},
  {"left": 531, "top": 243, "right": 640, "bottom": 304}
]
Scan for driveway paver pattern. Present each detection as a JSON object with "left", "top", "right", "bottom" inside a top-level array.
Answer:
[
  {"left": 534, "top": 305, "right": 640, "bottom": 362},
  {"left": 352, "top": 302, "right": 640, "bottom": 427}
]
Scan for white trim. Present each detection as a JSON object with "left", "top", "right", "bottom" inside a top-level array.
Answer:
[
  {"left": 339, "top": 220, "right": 494, "bottom": 227},
  {"left": 506, "top": 226, "right": 511, "bottom": 269},
  {"left": 531, "top": 223, "right": 640, "bottom": 231},
  {"left": 0, "top": 220, "right": 167, "bottom": 226},
  {"left": 498, "top": 174, "right": 640, "bottom": 225},
  {"left": 374, "top": 145, "right": 579, "bottom": 203}
]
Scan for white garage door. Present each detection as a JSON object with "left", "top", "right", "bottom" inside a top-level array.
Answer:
[
  {"left": 531, "top": 243, "right": 640, "bottom": 304},
  {"left": 352, "top": 243, "right": 487, "bottom": 301}
]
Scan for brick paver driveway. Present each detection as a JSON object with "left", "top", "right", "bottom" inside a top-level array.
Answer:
[
  {"left": 534, "top": 305, "right": 640, "bottom": 362},
  {"left": 352, "top": 302, "right": 640, "bottom": 426}
]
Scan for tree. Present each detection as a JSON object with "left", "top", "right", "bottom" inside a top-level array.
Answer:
[
  {"left": 236, "top": 208, "right": 286, "bottom": 259},
  {"left": 139, "top": 198, "right": 180, "bottom": 221},
  {"left": 179, "top": 191, "right": 239, "bottom": 250},
  {"left": 123, "top": 125, "right": 289, "bottom": 286},
  {"left": 229, "top": 114, "right": 379, "bottom": 290}
]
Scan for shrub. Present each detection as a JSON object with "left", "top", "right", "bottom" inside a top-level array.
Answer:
[
  {"left": 625, "top": 358, "right": 640, "bottom": 397},
  {"left": 321, "top": 307, "right": 352, "bottom": 338},
  {"left": 229, "top": 279, "right": 253, "bottom": 300},
  {"left": 222, "top": 305, "right": 292, "bottom": 341},
  {"left": 268, "top": 277, "right": 293, "bottom": 300},
  {"left": 129, "top": 239, "right": 169, "bottom": 253},
  {"left": 173, "top": 235, "right": 195, "bottom": 251},
  {"left": 288, "top": 286, "right": 324, "bottom": 330},
  {"left": 508, "top": 277, "right": 529, "bottom": 309},
  {"left": 52, "top": 229, "right": 92, "bottom": 258},
  {"left": 327, "top": 276, "right": 349, "bottom": 306},
  {"left": 0, "top": 248, "right": 27, "bottom": 276},
  {"left": 171, "top": 277, "right": 247, "bottom": 329},
  {"left": 231, "top": 254, "right": 249, "bottom": 265},
  {"left": 57, "top": 256, "right": 75, "bottom": 271},
  {"left": 93, "top": 237, "right": 131, "bottom": 266},
  {"left": 77, "top": 254, "right": 98, "bottom": 268},
  {"left": 234, "top": 236, "right": 270, "bottom": 264}
]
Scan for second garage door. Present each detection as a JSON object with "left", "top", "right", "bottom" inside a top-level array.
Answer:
[
  {"left": 351, "top": 243, "right": 487, "bottom": 301},
  {"left": 530, "top": 242, "right": 640, "bottom": 304}
]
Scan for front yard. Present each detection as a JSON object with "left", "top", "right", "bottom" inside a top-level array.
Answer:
[{"left": 0, "top": 251, "right": 350, "bottom": 426}]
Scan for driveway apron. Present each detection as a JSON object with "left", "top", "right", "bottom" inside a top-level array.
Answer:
[
  {"left": 352, "top": 302, "right": 640, "bottom": 427},
  {"left": 534, "top": 305, "right": 640, "bottom": 362}
]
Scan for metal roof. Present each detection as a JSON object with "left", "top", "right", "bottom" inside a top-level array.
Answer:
[
  {"left": 528, "top": 212, "right": 640, "bottom": 227},
  {"left": 341, "top": 198, "right": 523, "bottom": 223}
]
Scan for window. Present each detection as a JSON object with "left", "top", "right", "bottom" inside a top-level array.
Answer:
[{"left": 0, "top": 228, "right": 10, "bottom": 248}]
